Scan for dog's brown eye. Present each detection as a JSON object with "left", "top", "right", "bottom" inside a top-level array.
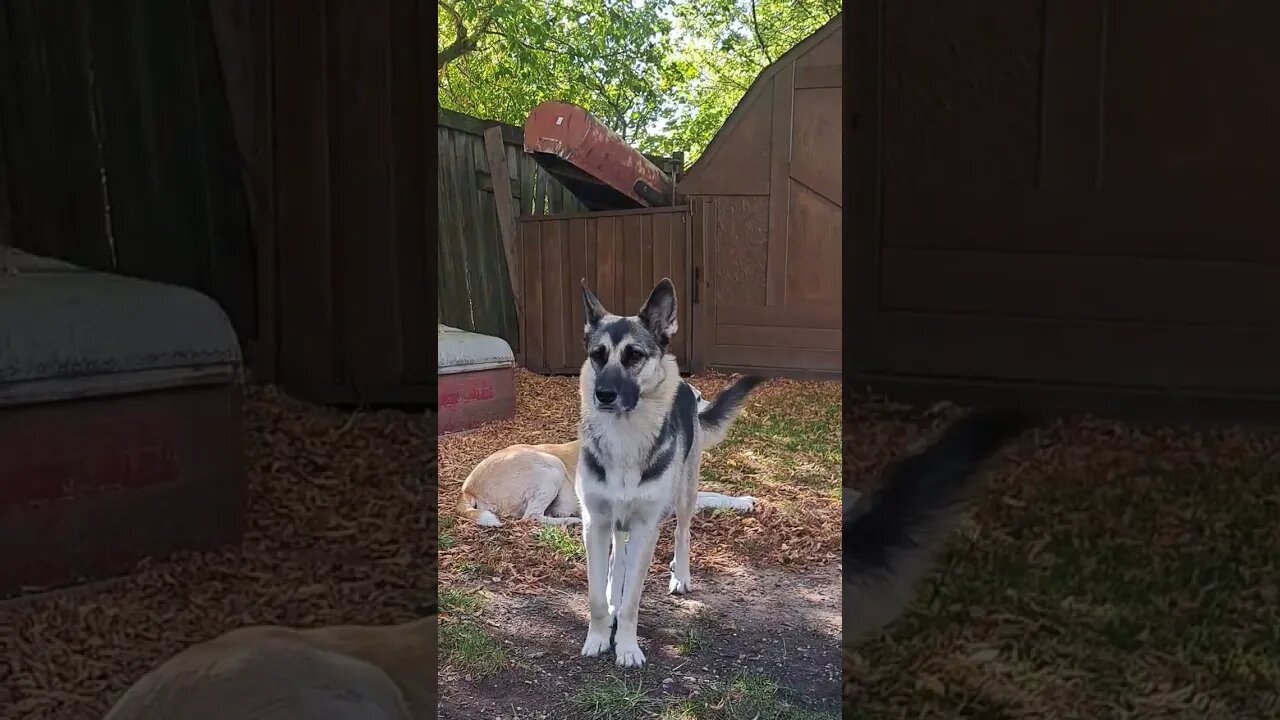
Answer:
[
  {"left": 590, "top": 347, "right": 608, "bottom": 364},
  {"left": 622, "top": 347, "right": 644, "bottom": 366}
]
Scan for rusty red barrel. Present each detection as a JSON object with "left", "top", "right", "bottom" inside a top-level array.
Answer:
[{"left": 523, "top": 101, "right": 675, "bottom": 210}]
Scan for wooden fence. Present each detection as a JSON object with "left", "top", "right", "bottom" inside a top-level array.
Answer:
[
  {"left": 437, "top": 109, "right": 586, "bottom": 353},
  {"left": 517, "top": 206, "right": 694, "bottom": 374},
  {"left": 0, "top": 0, "right": 255, "bottom": 346}
]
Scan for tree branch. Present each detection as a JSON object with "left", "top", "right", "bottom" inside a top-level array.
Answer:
[
  {"left": 748, "top": 0, "right": 773, "bottom": 63},
  {"left": 438, "top": 1, "right": 494, "bottom": 69}
]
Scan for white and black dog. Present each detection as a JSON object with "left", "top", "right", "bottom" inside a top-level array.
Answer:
[
  {"left": 843, "top": 410, "right": 1032, "bottom": 640},
  {"left": 575, "top": 277, "right": 763, "bottom": 668}
]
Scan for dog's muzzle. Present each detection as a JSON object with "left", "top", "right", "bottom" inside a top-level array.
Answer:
[
  {"left": 595, "top": 388, "right": 619, "bottom": 412},
  {"left": 594, "top": 383, "right": 638, "bottom": 413}
]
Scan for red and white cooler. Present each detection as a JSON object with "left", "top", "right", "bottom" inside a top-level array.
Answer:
[
  {"left": 437, "top": 325, "right": 516, "bottom": 434},
  {"left": 0, "top": 248, "right": 247, "bottom": 597}
]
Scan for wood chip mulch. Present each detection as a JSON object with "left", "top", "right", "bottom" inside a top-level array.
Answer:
[
  {"left": 0, "top": 385, "right": 435, "bottom": 720},
  {"left": 439, "top": 370, "right": 843, "bottom": 595},
  {"left": 842, "top": 394, "right": 1280, "bottom": 719}
]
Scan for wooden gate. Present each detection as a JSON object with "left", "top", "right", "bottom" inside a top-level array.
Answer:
[
  {"left": 678, "top": 18, "right": 843, "bottom": 380},
  {"left": 849, "top": 0, "right": 1280, "bottom": 416},
  {"left": 517, "top": 206, "right": 695, "bottom": 374}
]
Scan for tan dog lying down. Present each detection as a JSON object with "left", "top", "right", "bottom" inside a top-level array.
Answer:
[
  {"left": 456, "top": 439, "right": 756, "bottom": 527},
  {"left": 104, "top": 617, "right": 436, "bottom": 720}
]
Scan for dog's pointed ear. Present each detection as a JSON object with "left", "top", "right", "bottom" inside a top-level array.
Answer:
[
  {"left": 581, "top": 278, "right": 608, "bottom": 330},
  {"left": 638, "top": 278, "right": 678, "bottom": 345}
]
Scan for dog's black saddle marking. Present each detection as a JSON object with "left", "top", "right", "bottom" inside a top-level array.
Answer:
[{"left": 640, "top": 382, "right": 697, "bottom": 484}]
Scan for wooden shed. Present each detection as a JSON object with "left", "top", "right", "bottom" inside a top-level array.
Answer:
[
  {"left": 848, "top": 1, "right": 1280, "bottom": 418},
  {"left": 517, "top": 15, "right": 843, "bottom": 379}
]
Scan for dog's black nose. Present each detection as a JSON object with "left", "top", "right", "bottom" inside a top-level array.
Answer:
[{"left": 595, "top": 388, "right": 617, "bottom": 404}]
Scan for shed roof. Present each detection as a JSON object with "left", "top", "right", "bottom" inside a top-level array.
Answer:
[{"left": 680, "top": 13, "right": 843, "bottom": 187}]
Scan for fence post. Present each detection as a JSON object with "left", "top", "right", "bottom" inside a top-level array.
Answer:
[{"left": 482, "top": 125, "right": 523, "bottom": 359}]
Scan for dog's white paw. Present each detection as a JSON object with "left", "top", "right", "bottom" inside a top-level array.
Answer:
[
  {"left": 580, "top": 629, "right": 612, "bottom": 658},
  {"left": 668, "top": 560, "right": 694, "bottom": 594},
  {"left": 614, "top": 640, "right": 646, "bottom": 668},
  {"left": 563, "top": 516, "right": 582, "bottom": 525},
  {"left": 730, "top": 496, "right": 756, "bottom": 513},
  {"left": 668, "top": 573, "right": 693, "bottom": 595}
]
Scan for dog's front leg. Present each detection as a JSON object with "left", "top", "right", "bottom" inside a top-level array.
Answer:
[
  {"left": 607, "top": 529, "right": 629, "bottom": 619},
  {"left": 612, "top": 519, "right": 661, "bottom": 668},
  {"left": 580, "top": 517, "right": 614, "bottom": 658}
]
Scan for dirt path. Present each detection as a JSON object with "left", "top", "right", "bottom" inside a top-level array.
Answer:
[{"left": 439, "top": 563, "right": 841, "bottom": 719}]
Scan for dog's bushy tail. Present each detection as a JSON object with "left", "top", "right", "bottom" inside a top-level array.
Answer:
[
  {"left": 698, "top": 376, "right": 767, "bottom": 448},
  {"left": 843, "top": 410, "right": 1032, "bottom": 640}
]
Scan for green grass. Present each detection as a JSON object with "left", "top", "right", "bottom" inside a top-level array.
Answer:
[
  {"left": 440, "top": 588, "right": 487, "bottom": 615},
  {"left": 846, "top": 418, "right": 1280, "bottom": 717},
  {"left": 440, "top": 621, "right": 508, "bottom": 676},
  {"left": 439, "top": 587, "right": 507, "bottom": 676},
  {"left": 674, "top": 606, "right": 713, "bottom": 657},
  {"left": 439, "top": 514, "right": 457, "bottom": 551},
  {"left": 671, "top": 672, "right": 838, "bottom": 720},
  {"left": 452, "top": 559, "right": 488, "bottom": 576},
  {"left": 568, "top": 674, "right": 655, "bottom": 720},
  {"left": 700, "top": 388, "right": 841, "bottom": 501},
  {"left": 533, "top": 524, "right": 585, "bottom": 560}
]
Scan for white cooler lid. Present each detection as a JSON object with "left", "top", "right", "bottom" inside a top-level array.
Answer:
[
  {"left": 0, "top": 247, "right": 241, "bottom": 405},
  {"left": 438, "top": 325, "right": 514, "bottom": 375}
]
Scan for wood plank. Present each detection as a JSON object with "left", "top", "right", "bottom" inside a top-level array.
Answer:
[
  {"left": 652, "top": 212, "right": 673, "bottom": 288},
  {"left": 651, "top": 210, "right": 675, "bottom": 362},
  {"left": 484, "top": 125, "right": 522, "bottom": 333},
  {"left": 389, "top": 0, "right": 430, "bottom": 381},
  {"left": 766, "top": 67, "right": 795, "bottom": 306},
  {"left": 192, "top": 0, "right": 258, "bottom": 356},
  {"left": 716, "top": 324, "right": 841, "bottom": 351},
  {"left": 848, "top": 372, "right": 1280, "bottom": 427},
  {"left": 884, "top": 184, "right": 1280, "bottom": 263},
  {"left": 881, "top": 247, "right": 1280, "bottom": 330},
  {"left": 863, "top": 312, "right": 1280, "bottom": 393},
  {"left": 640, "top": 213, "right": 655, "bottom": 300},
  {"left": 707, "top": 345, "right": 841, "bottom": 372},
  {"left": 462, "top": 134, "right": 494, "bottom": 332},
  {"left": 437, "top": 107, "right": 522, "bottom": 143},
  {"left": 612, "top": 215, "right": 627, "bottom": 312},
  {"left": 472, "top": 135, "right": 510, "bottom": 339},
  {"left": 671, "top": 211, "right": 690, "bottom": 367},
  {"left": 436, "top": 128, "right": 470, "bottom": 328},
  {"left": 521, "top": 205, "right": 691, "bottom": 222},
  {"left": 594, "top": 215, "right": 618, "bottom": 311},
  {"left": 794, "top": 64, "right": 841, "bottom": 89},
  {"left": 541, "top": 220, "right": 567, "bottom": 371},
  {"left": 691, "top": 199, "right": 709, "bottom": 372},
  {"left": 269, "top": 0, "right": 334, "bottom": 391},
  {"left": 710, "top": 364, "right": 841, "bottom": 382},
  {"left": 849, "top": 0, "right": 885, "bottom": 371},
  {"left": 559, "top": 217, "right": 575, "bottom": 369},
  {"left": 1040, "top": 0, "right": 1106, "bottom": 188},
  {"left": 17, "top": 0, "right": 111, "bottom": 269},
  {"left": 717, "top": 303, "right": 841, "bottom": 329},
  {"left": 623, "top": 214, "right": 644, "bottom": 312},
  {"left": 536, "top": 167, "right": 552, "bottom": 216},
  {"left": 328, "top": 0, "right": 401, "bottom": 390},
  {"left": 249, "top": 0, "right": 277, "bottom": 380},
  {"left": 567, "top": 217, "right": 589, "bottom": 365},
  {"left": 521, "top": 221, "right": 545, "bottom": 371},
  {"left": 451, "top": 133, "right": 486, "bottom": 328}
]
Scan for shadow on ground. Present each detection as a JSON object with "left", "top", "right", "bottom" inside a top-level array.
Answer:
[{"left": 440, "top": 563, "right": 841, "bottom": 720}]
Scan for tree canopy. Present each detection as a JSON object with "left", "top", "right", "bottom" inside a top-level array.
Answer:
[{"left": 437, "top": 0, "right": 838, "bottom": 161}]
